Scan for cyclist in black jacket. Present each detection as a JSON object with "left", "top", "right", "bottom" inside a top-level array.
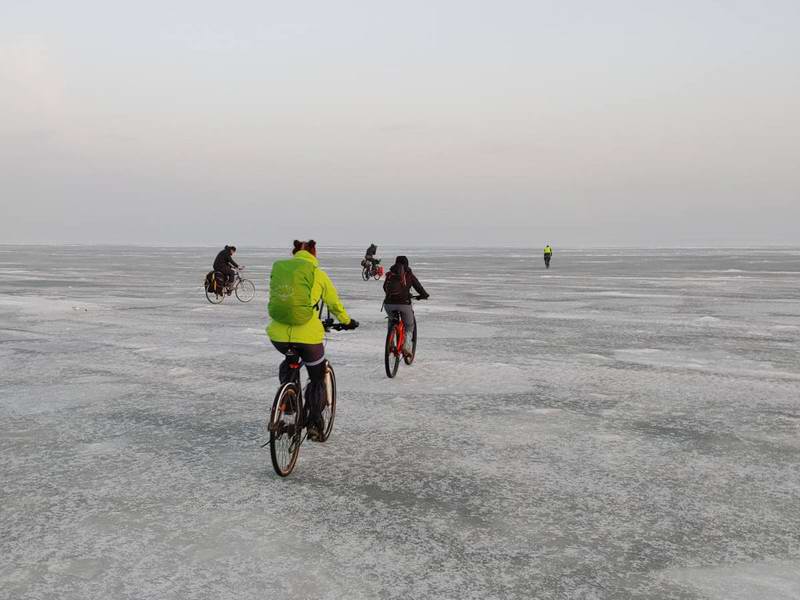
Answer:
[
  {"left": 362, "top": 243, "right": 380, "bottom": 272},
  {"left": 383, "top": 256, "right": 429, "bottom": 357},
  {"left": 213, "top": 245, "right": 239, "bottom": 287}
]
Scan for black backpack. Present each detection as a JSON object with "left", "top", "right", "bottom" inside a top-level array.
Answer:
[{"left": 384, "top": 267, "right": 409, "bottom": 302}]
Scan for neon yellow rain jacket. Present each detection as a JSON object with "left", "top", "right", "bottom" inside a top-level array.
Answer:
[{"left": 266, "top": 250, "right": 351, "bottom": 344}]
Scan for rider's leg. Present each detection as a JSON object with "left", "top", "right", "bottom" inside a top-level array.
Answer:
[
  {"left": 271, "top": 341, "right": 325, "bottom": 383},
  {"left": 271, "top": 341, "right": 295, "bottom": 384},
  {"left": 384, "top": 304, "right": 415, "bottom": 353},
  {"left": 271, "top": 342, "right": 327, "bottom": 436},
  {"left": 286, "top": 342, "right": 327, "bottom": 434},
  {"left": 223, "top": 267, "right": 234, "bottom": 291}
]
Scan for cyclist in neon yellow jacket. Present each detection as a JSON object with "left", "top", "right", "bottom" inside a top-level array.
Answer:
[
  {"left": 267, "top": 240, "right": 358, "bottom": 439},
  {"left": 267, "top": 243, "right": 354, "bottom": 345}
]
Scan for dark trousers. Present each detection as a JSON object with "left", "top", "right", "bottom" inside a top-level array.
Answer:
[
  {"left": 271, "top": 341, "right": 327, "bottom": 424},
  {"left": 217, "top": 265, "right": 234, "bottom": 285},
  {"left": 271, "top": 341, "right": 326, "bottom": 384}
]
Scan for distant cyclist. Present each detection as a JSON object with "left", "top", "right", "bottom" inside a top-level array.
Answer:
[
  {"left": 383, "top": 256, "right": 429, "bottom": 358},
  {"left": 213, "top": 245, "right": 239, "bottom": 288},
  {"left": 363, "top": 242, "right": 381, "bottom": 271},
  {"left": 543, "top": 244, "right": 553, "bottom": 269},
  {"left": 267, "top": 239, "right": 358, "bottom": 440}
]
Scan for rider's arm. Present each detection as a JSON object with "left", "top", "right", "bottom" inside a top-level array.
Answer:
[
  {"left": 410, "top": 274, "right": 429, "bottom": 299},
  {"left": 229, "top": 256, "right": 240, "bottom": 269},
  {"left": 319, "top": 270, "right": 351, "bottom": 325}
]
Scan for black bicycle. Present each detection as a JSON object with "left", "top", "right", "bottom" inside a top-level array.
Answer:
[
  {"left": 384, "top": 296, "right": 424, "bottom": 378},
  {"left": 204, "top": 267, "right": 255, "bottom": 304},
  {"left": 266, "top": 317, "right": 350, "bottom": 477}
]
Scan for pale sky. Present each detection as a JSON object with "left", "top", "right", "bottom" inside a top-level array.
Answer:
[{"left": 1, "top": 1, "right": 799, "bottom": 246}]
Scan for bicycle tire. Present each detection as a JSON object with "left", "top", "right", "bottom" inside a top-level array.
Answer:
[
  {"left": 373, "top": 270, "right": 381, "bottom": 280},
  {"left": 269, "top": 383, "right": 302, "bottom": 476},
  {"left": 361, "top": 267, "right": 369, "bottom": 281},
  {"left": 204, "top": 273, "right": 224, "bottom": 304},
  {"left": 384, "top": 324, "right": 400, "bottom": 378},
  {"left": 319, "top": 363, "right": 337, "bottom": 442},
  {"left": 235, "top": 278, "right": 255, "bottom": 302},
  {"left": 403, "top": 317, "right": 417, "bottom": 365}
]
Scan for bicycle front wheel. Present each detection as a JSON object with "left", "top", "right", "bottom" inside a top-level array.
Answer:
[
  {"left": 269, "top": 383, "right": 302, "bottom": 477},
  {"left": 235, "top": 278, "right": 255, "bottom": 302},
  {"left": 320, "top": 363, "right": 337, "bottom": 442},
  {"left": 385, "top": 325, "right": 400, "bottom": 378},
  {"left": 361, "top": 267, "right": 369, "bottom": 281},
  {"left": 403, "top": 318, "right": 417, "bottom": 365}
]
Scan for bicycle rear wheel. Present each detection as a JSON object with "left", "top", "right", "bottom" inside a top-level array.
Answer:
[
  {"left": 385, "top": 324, "right": 400, "bottom": 378},
  {"left": 235, "top": 278, "right": 255, "bottom": 302},
  {"left": 269, "top": 383, "right": 302, "bottom": 476},
  {"left": 319, "top": 363, "right": 337, "bottom": 442},
  {"left": 403, "top": 318, "right": 417, "bottom": 365},
  {"left": 205, "top": 278, "right": 224, "bottom": 304}
]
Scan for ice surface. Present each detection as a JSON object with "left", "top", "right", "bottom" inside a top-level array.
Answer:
[{"left": 1, "top": 246, "right": 800, "bottom": 599}]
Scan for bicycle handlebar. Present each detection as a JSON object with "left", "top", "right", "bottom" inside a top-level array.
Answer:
[{"left": 321, "top": 318, "right": 353, "bottom": 332}]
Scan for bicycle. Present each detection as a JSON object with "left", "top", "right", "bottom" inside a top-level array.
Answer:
[
  {"left": 204, "top": 267, "right": 255, "bottom": 304},
  {"left": 361, "top": 259, "right": 384, "bottom": 281},
  {"left": 384, "top": 296, "right": 424, "bottom": 378},
  {"left": 265, "top": 317, "right": 351, "bottom": 477}
]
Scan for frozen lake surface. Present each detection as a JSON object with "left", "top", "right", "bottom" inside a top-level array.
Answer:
[{"left": 2, "top": 246, "right": 799, "bottom": 599}]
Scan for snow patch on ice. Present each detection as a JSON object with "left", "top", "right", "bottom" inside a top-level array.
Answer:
[
  {"left": 418, "top": 322, "right": 499, "bottom": 339},
  {"left": 594, "top": 433, "right": 624, "bottom": 443},
  {"left": 614, "top": 348, "right": 800, "bottom": 380},
  {"left": 529, "top": 408, "right": 562, "bottom": 416},
  {"left": 694, "top": 316, "right": 721, "bottom": 326},
  {"left": 771, "top": 325, "right": 799, "bottom": 332},
  {"left": 0, "top": 296, "right": 104, "bottom": 315},
  {"left": 663, "top": 560, "right": 800, "bottom": 599},
  {"left": 581, "top": 353, "right": 610, "bottom": 361},
  {"left": 168, "top": 367, "right": 193, "bottom": 377}
]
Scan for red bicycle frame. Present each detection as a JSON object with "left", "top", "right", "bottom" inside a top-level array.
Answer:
[{"left": 393, "top": 319, "right": 405, "bottom": 356}]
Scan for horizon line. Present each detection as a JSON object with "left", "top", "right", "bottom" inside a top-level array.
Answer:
[{"left": 2, "top": 242, "right": 800, "bottom": 250}]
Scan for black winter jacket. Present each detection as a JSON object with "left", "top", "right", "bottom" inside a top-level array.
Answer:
[
  {"left": 383, "top": 265, "right": 428, "bottom": 305},
  {"left": 214, "top": 248, "right": 239, "bottom": 272}
]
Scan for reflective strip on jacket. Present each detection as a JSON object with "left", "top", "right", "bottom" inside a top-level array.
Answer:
[{"left": 266, "top": 250, "right": 351, "bottom": 344}]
